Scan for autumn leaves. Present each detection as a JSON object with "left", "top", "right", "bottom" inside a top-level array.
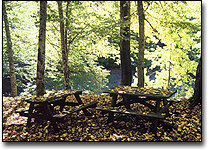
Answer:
[
  {"left": 3, "top": 94, "right": 201, "bottom": 141},
  {"left": 108, "top": 85, "right": 176, "bottom": 97}
]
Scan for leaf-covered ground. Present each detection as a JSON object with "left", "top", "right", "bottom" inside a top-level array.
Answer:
[{"left": 3, "top": 94, "right": 201, "bottom": 142}]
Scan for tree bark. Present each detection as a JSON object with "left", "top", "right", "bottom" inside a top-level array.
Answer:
[
  {"left": 36, "top": 1, "right": 47, "bottom": 96},
  {"left": 120, "top": 1, "right": 132, "bottom": 86},
  {"left": 3, "top": 1, "right": 17, "bottom": 97},
  {"left": 57, "top": 1, "right": 71, "bottom": 90},
  {"left": 189, "top": 57, "right": 202, "bottom": 109},
  {"left": 137, "top": 1, "right": 145, "bottom": 88}
]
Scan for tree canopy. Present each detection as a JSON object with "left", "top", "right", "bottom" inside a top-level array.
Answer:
[
  {"left": 2, "top": 1, "right": 202, "bottom": 142},
  {"left": 3, "top": 1, "right": 201, "bottom": 99}
]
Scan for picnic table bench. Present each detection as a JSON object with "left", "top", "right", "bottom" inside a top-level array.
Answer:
[
  {"left": 96, "top": 85, "right": 180, "bottom": 133},
  {"left": 16, "top": 90, "right": 98, "bottom": 132}
]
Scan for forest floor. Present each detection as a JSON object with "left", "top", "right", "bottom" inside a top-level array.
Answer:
[{"left": 3, "top": 93, "right": 202, "bottom": 142}]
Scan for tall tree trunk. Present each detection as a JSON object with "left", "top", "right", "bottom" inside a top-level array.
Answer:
[
  {"left": 65, "top": 1, "right": 71, "bottom": 88},
  {"left": 120, "top": 1, "right": 132, "bottom": 86},
  {"left": 3, "top": 1, "right": 17, "bottom": 97},
  {"left": 189, "top": 57, "right": 202, "bottom": 109},
  {"left": 36, "top": 1, "right": 47, "bottom": 96},
  {"left": 58, "top": 1, "right": 71, "bottom": 90},
  {"left": 137, "top": 1, "right": 145, "bottom": 88},
  {"left": 65, "top": 1, "right": 69, "bottom": 54}
]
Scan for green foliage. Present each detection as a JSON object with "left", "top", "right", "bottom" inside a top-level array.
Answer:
[
  {"left": 3, "top": 1, "right": 120, "bottom": 96},
  {"left": 44, "top": 1, "right": 121, "bottom": 94},
  {"left": 3, "top": 1, "right": 201, "bottom": 98},
  {"left": 131, "top": 1, "right": 201, "bottom": 98},
  {"left": 2, "top": 1, "right": 202, "bottom": 141},
  {"left": 3, "top": 1, "right": 39, "bottom": 96}
]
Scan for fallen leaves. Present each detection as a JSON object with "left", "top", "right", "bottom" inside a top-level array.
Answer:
[
  {"left": 3, "top": 94, "right": 201, "bottom": 142},
  {"left": 107, "top": 85, "right": 176, "bottom": 97}
]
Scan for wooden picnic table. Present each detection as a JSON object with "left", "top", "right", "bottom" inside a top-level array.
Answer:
[
  {"left": 96, "top": 85, "right": 179, "bottom": 133},
  {"left": 16, "top": 90, "right": 97, "bottom": 132}
]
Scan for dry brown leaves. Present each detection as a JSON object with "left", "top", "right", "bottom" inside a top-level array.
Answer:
[{"left": 3, "top": 94, "right": 201, "bottom": 142}]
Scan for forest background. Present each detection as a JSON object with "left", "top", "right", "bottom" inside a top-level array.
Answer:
[
  {"left": 1, "top": 0, "right": 205, "bottom": 143},
  {"left": 2, "top": 1, "right": 201, "bottom": 99}
]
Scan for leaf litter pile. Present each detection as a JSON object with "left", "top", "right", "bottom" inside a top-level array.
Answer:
[{"left": 3, "top": 92, "right": 201, "bottom": 142}]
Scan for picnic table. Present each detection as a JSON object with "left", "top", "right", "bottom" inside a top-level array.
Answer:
[
  {"left": 16, "top": 90, "right": 97, "bottom": 132},
  {"left": 96, "top": 85, "right": 179, "bottom": 133}
]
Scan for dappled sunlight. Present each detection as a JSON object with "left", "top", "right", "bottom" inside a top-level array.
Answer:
[
  {"left": 3, "top": 95, "right": 201, "bottom": 141},
  {"left": 3, "top": 1, "right": 201, "bottom": 142}
]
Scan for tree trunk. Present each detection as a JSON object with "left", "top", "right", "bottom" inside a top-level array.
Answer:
[
  {"left": 189, "top": 57, "right": 202, "bottom": 109},
  {"left": 120, "top": 1, "right": 132, "bottom": 86},
  {"left": 137, "top": 1, "right": 145, "bottom": 88},
  {"left": 36, "top": 1, "right": 47, "bottom": 96},
  {"left": 58, "top": 1, "right": 71, "bottom": 90},
  {"left": 3, "top": 1, "right": 17, "bottom": 97}
]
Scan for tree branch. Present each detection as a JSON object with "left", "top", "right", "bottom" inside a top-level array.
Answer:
[
  {"left": 145, "top": 18, "right": 158, "bottom": 33},
  {"left": 69, "top": 24, "right": 89, "bottom": 44},
  {"left": 46, "top": 38, "right": 60, "bottom": 50}
]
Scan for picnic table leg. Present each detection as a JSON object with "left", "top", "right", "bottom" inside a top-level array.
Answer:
[
  {"left": 123, "top": 95, "right": 131, "bottom": 110},
  {"left": 74, "top": 93, "right": 91, "bottom": 116},
  {"left": 152, "top": 119, "right": 159, "bottom": 135},
  {"left": 27, "top": 103, "right": 35, "bottom": 127},
  {"left": 162, "top": 98, "right": 170, "bottom": 117},
  {"left": 106, "top": 93, "right": 118, "bottom": 123},
  {"left": 152, "top": 100, "right": 161, "bottom": 134},
  {"left": 107, "top": 112, "right": 114, "bottom": 123},
  {"left": 110, "top": 93, "right": 118, "bottom": 107},
  {"left": 155, "top": 100, "right": 160, "bottom": 112},
  {"left": 44, "top": 103, "right": 59, "bottom": 132},
  {"left": 59, "top": 98, "right": 66, "bottom": 112}
]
